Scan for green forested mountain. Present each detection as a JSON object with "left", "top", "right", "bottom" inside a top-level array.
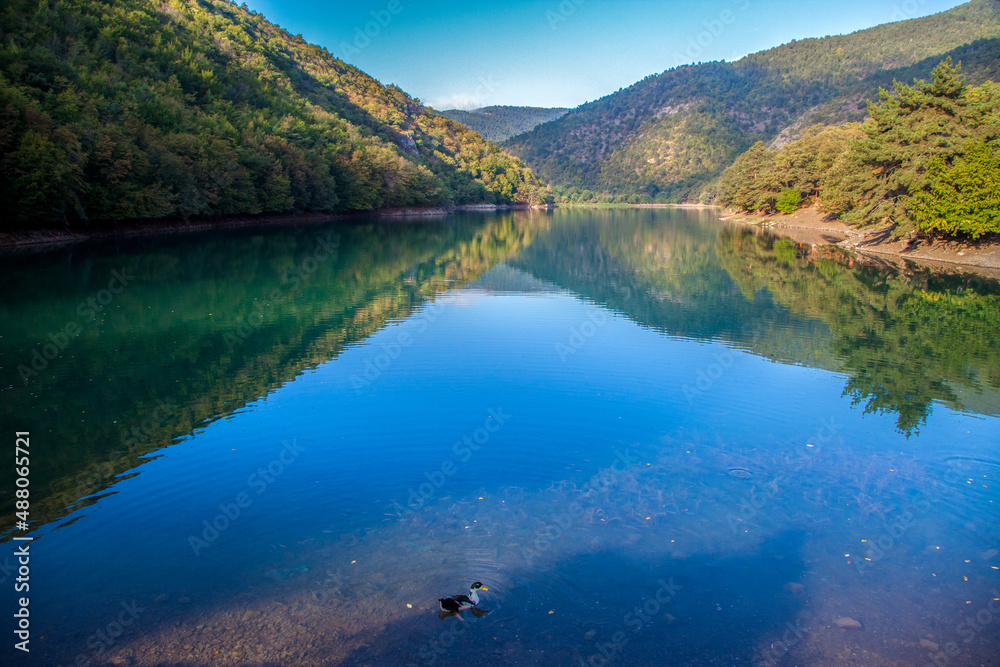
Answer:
[
  {"left": 0, "top": 0, "right": 544, "bottom": 229},
  {"left": 440, "top": 106, "right": 569, "bottom": 143},
  {"left": 504, "top": 0, "right": 1000, "bottom": 203}
]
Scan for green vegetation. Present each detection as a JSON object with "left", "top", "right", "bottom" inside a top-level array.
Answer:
[
  {"left": 717, "top": 227, "right": 1000, "bottom": 434},
  {"left": 824, "top": 59, "right": 1000, "bottom": 236},
  {"left": 440, "top": 106, "right": 569, "bottom": 143},
  {"left": 775, "top": 188, "right": 802, "bottom": 214},
  {"left": 0, "top": 0, "right": 544, "bottom": 229},
  {"left": 718, "top": 124, "right": 863, "bottom": 212},
  {"left": 913, "top": 140, "right": 1000, "bottom": 237},
  {"left": 505, "top": 0, "right": 1000, "bottom": 204},
  {"left": 721, "top": 59, "right": 1000, "bottom": 238}
]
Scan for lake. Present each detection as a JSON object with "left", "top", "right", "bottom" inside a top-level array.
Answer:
[{"left": 2, "top": 207, "right": 998, "bottom": 666}]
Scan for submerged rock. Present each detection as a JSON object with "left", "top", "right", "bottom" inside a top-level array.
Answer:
[
  {"left": 836, "top": 616, "right": 862, "bottom": 629},
  {"left": 920, "top": 639, "right": 940, "bottom": 651}
]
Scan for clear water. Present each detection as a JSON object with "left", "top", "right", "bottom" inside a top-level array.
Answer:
[{"left": 1, "top": 208, "right": 998, "bottom": 666}]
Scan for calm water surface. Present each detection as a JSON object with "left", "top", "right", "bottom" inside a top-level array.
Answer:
[{"left": 1, "top": 208, "right": 999, "bottom": 666}]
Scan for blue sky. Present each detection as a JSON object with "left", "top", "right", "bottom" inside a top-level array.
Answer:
[{"left": 242, "top": 0, "right": 968, "bottom": 109}]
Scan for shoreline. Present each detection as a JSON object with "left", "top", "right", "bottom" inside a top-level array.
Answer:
[
  {"left": 0, "top": 203, "right": 542, "bottom": 253},
  {"left": 720, "top": 206, "right": 1000, "bottom": 276},
  {"left": 5, "top": 203, "right": 999, "bottom": 277}
]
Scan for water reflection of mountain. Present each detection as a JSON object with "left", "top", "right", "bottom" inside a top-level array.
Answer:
[
  {"left": 509, "top": 208, "right": 838, "bottom": 368},
  {"left": 510, "top": 209, "right": 1000, "bottom": 434},
  {"left": 0, "top": 215, "right": 543, "bottom": 536},
  {"left": 717, "top": 227, "right": 1000, "bottom": 434}
]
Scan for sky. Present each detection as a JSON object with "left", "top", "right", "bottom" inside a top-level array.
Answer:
[{"left": 241, "top": 0, "right": 969, "bottom": 110}]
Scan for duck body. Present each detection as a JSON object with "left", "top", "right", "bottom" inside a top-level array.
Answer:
[{"left": 439, "top": 582, "right": 487, "bottom": 613}]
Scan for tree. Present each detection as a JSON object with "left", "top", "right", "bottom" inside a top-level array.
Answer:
[
  {"left": 912, "top": 140, "right": 1000, "bottom": 238},
  {"left": 776, "top": 187, "right": 802, "bottom": 214},
  {"left": 823, "top": 58, "right": 998, "bottom": 235},
  {"left": 718, "top": 141, "right": 779, "bottom": 211}
]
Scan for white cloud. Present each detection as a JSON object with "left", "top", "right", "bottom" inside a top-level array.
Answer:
[{"left": 424, "top": 92, "right": 486, "bottom": 111}]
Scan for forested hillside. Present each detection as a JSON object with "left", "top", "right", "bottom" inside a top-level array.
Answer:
[
  {"left": 504, "top": 0, "right": 1000, "bottom": 203},
  {"left": 721, "top": 59, "right": 1000, "bottom": 237},
  {"left": 440, "top": 106, "right": 569, "bottom": 142},
  {"left": 0, "top": 0, "right": 544, "bottom": 229}
]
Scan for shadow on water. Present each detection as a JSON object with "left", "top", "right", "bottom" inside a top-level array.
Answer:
[{"left": 338, "top": 531, "right": 809, "bottom": 666}]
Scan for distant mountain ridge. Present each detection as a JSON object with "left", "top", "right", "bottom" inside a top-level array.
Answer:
[
  {"left": 441, "top": 106, "right": 570, "bottom": 142},
  {"left": 0, "top": 0, "right": 545, "bottom": 229},
  {"left": 504, "top": 0, "right": 1000, "bottom": 202}
]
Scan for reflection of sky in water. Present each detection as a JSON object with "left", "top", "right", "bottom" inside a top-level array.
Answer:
[{"left": 3, "top": 210, "right": 998, "bottom": 666}]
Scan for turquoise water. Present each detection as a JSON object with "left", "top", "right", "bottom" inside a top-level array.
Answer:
[{"left": 1, "top": 208, "right": 999, "bottom": 665}]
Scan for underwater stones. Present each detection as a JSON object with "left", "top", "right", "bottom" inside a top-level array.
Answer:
[
  {"left": 783, "top": 581, "right": 805, "bottom": 593},
  {"left": 920, "top": 639, "right": 940, "bottom": 651},
  {"left": 836, "top": 616, "right": 862, "bottom": 629}
]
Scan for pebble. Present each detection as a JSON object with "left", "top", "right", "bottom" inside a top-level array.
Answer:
[
  {"left": 920, "top": 639, "right": 940, "bottom": 652},
  {"left": 584, "top": 630, "right": 597, "bottom": 640},
  {"left": 783, "top": 582, "right": 805, "bottom": 593},
  {"left": 836, "top": 617, "right": 862, "bottom": 629}
]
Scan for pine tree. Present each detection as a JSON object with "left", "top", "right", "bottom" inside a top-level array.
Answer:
[
  {"left": 823, "top": 58, "right": 995, "bottom": 235},
  {"left": 912, "top": 139, "right": 1000, "bottom": 237}
]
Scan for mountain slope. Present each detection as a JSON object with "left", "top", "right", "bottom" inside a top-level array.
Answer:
[
  {"left": 504, "top": 0, "right": 1000, "bottom": 202},
  {"left": 441, "top": 106, "right": 569, "bottom": 142},
  {"left": 0, "top": 0, "right": 544, "bottom": 229}
]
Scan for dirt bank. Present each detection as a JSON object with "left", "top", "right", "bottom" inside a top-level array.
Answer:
[{"left": 721, "top": 206, "right": 1000, "bottom": 274}]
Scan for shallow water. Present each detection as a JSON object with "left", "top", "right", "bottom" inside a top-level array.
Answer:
[{"left": 1, "top": 208, "right": 998, "bottom": 666}]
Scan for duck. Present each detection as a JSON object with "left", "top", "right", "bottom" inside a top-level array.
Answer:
[{"left": 438, "top": 582, "right": 488, "bottom": 615}]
